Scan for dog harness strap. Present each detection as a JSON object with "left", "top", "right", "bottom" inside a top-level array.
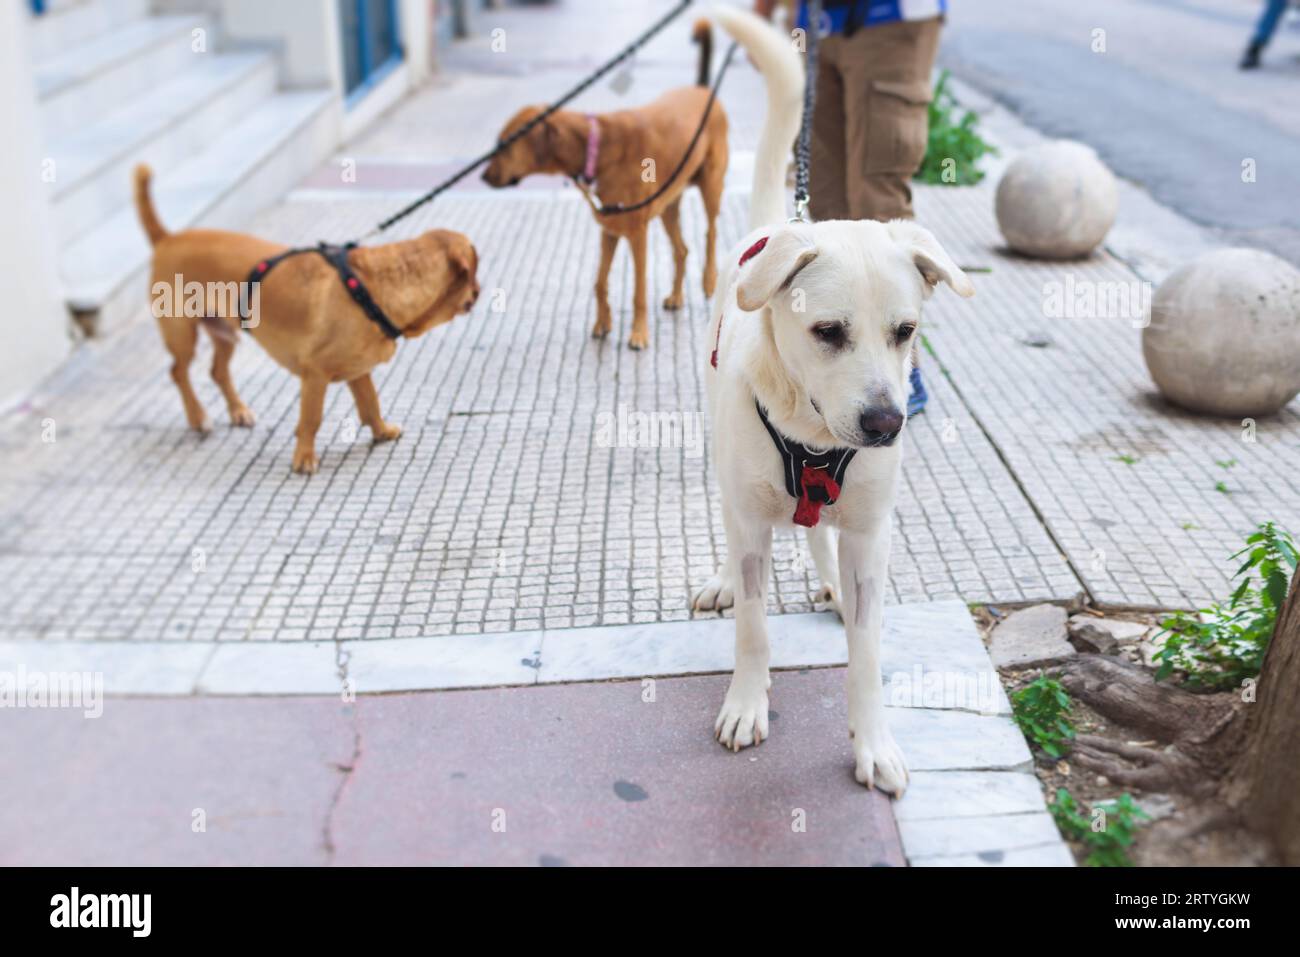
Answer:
[
  {"left": 242, "top": 243, "right": 402, "bottom": 340},
  {"left": 754, "top": 400, "right": 857, "bottom": 528},
  {"left": 318, "top": 244, "right": 404, "bottom": 340},
  {"left": 581, "top": 113, "right": 600, "bottom": 184}
]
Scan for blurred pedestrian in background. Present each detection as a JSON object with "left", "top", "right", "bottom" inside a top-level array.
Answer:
[
  {"left": 1241, "top": 0, "right": 1290, "bottom": 69},
  {"left": 754, "top": 0, "right": 947, "bottom": 414}
]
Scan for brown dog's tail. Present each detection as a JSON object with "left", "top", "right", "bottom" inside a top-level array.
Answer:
[
  {"left": 692, "top": 18, "right": 712, "bottom": 87},
  {"left": 133, "top": 164, "right": 168, "bottom": 246}
]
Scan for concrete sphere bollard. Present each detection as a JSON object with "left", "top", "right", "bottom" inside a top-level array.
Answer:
[
  {"left": 1143, "top": 248, "right": 1300, "bottom": 417},
  {"left": 995, "top": 140, "right": 1118, "bottom": 259}
]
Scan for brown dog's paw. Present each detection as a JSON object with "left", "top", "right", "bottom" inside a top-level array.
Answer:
[
  {"left": 662, "top": 293, "right": 683, "bottom": 311},
  {"left": 590, "top": 320, "right": 611, "bottom": 340},
  {"left": 191, "top": 416, "right": 212, "bottom": 436},
  {"left": 230, "top": 406, "right": 255, "bottom": 428},
  {"left": 627, "top": 331, "right": 649, "bottom": 351},
  {"left": 291, "top": 448, "right": 319, "bottom": 475},
  {"left": 372, "top": 422, "right": 402, "bottom": 443}
]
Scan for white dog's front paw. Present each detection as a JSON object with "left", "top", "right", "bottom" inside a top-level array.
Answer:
[
  {"left": 714, "top": 677, "right": 769, "bottom": 751},
  {"left": 851, "top": 719, "right": 909, "bottom": 797},
  {"left": 692, "top": 572, "right": 734, "bottom": 612}
]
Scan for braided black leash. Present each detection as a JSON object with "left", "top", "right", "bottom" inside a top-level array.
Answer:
[
  {"left": 360, "top": 0, "right": 695, "bottom": 240},
  {"left": 588, "top": 40, "right": 738, "bottom": 216},
  {"left": 791, "top": 0, "right": 822, "bottom": 222}
]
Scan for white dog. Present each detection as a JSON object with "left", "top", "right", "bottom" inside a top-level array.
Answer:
[{"left": 696, "top": 6, "right": 975, "bottom": 796}]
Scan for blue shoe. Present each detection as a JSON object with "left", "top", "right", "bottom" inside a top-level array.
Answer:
[{"left": 907, "top": 364, "right": 928, "bottom": 417}]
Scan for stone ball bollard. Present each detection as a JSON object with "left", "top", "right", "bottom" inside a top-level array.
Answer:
[
  {"left": 995, "top": 140, "right": 1118, "bottom": 259},
  {"left": 1143, "top": 248, "right": 1300, "bottom": 417}
]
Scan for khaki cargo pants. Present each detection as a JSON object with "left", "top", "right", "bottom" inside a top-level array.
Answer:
[{"left": 809, "top": 16, "right": 942, "bottom": 223}]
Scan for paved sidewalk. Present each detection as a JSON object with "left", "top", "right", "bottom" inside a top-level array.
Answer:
[
  {"left": 0, "top": 2, "right": 1083, "bottom": 646},
  {"left": 3, "top": 0, "right": 1297, "bottom": 644}
]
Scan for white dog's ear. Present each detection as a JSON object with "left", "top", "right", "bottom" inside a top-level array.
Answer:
[
  {"left": 735, "top": 226, "right": 818, "bottom": 312},
  {"left": 887, "top": 220, "right": 975, "bottom": 299}
]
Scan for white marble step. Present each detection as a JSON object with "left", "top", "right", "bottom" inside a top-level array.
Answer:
[
  {"left": 29, "top": 0, "right": 151, "bottom": 65},
  {"left": 49, "top": 51, "right": 277, "bottom": 243},
  {"left": 62, "top": 89, "right": 338, "bottom": 332},
  {"left": 35, "top": 13, "right": 210, "bottom": 141}
]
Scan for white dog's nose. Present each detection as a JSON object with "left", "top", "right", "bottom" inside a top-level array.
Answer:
[{"left": 859, "top": 406, "right": 904, "bottom": 446}]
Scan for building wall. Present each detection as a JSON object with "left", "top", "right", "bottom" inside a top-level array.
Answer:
[
  {"left": 2, "top": 0, "right": 437, "bottom": 409},
  {"left": 0, "top": 2, "right": 72, "bottom": 409}
]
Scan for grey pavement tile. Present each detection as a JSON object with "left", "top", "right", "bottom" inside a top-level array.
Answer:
[
  {"left": 0, "top": 639, "right": 211, "bottom": 696},
  {"left": 911, "top": 842, "right": 1075, "bottom": 867},
  {"left": 196, "top": 640, "right": 340, "bottom": 695},
  {"left": 895, "top": 770, "right": 1048, "bottom": 822},
  {"left": 888, "top": 706, "right": 1033, "bottom": 773},
  {"left": 899, "top": 811, "right": 1065, "bottom": 862}
]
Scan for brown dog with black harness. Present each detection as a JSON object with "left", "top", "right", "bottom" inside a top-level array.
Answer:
[
  {"left": 134, "top": 165, "right": 480, "bottom": 474},
  {"left": 482, "top": 21, "right": 727, "bottom": 351}
]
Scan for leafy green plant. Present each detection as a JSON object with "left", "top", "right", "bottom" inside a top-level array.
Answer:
[
  {"left": 1011, "top": 676, "right": 1075, "bottom": 757},
  {"left": 1050, "top": 789, "right": 1149, "bottom": 867},
  {"left": 915, "top": 70, "right": 997, "bottom": 186},
  {"left": 1114, "top": 453, "right": 1139, "bottom": 465},
  {"left": 1215, "top": 481, "right": 1230, "bottom": 494},
  {"left": 1154, "top": 522, "right": 1297, "bottom": 690}
]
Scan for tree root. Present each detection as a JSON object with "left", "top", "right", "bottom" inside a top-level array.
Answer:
[
  {"left": 1055, "top": 656, "right": 1246, "bottom": 797},
  {"left": 1070, "top": 733, "right": 1211, "bottom": 795}
]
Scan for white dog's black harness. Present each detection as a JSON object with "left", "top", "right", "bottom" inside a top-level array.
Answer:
[
  {"left": 755, "top": 401, "right": 857, "bottom": 528},
  {"left": 239, "top": 242, "right": 402, "bottom": 339}
]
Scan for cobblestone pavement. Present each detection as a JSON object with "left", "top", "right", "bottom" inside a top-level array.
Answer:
[
  {"left": 916, "top": 185, "right": 1300, "bottom": 608},
  {"left": 1, "top": 0, "right": 1294, "bottom": 644}
]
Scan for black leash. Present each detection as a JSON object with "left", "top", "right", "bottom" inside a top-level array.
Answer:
[
  {"left": 584, "top": 40, "right": 738, "bottom": 216},
  {"left": 792, "top": 0, "right": 822, "bottom": 221},
  {"left": 359, "top": 0, "right": 695, "bottom": 240}
]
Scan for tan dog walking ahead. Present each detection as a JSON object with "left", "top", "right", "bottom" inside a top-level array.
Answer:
[
  {"left": 135, "top": 165, "right": 480, "bottom": 474},
  {"left": 482, "top": 21, "right": 727, "bottom": 351}
]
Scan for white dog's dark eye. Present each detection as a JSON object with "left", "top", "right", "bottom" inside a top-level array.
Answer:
[
  {"left": 894, "top": 323, "right": 917, "bottom": 345},
  {"left": 812, "top": 322, "right": 847, "bottom": 347}
]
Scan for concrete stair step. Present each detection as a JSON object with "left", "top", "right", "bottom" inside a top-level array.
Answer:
[
  {"left": 48, "top": 51, "right": 278, "bottom": 243},
  {"left": 34, "top": 13, "right": 211, "bottom": 141},
  {"left": 62, "top": 89, "right": 338, "bottom": 334},
  {"left": 29, "top": 0, "right": 151, "bottom": 65}
]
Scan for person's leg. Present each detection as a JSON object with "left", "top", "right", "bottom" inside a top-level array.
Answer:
[
  {"left": 840, "top": 18, "right": 943, "bottom": 411},
  {"left": 1242, "top": 0, "right": 1289, "bottom": 68},
  {"left": 839, "top": 17, "right": 942, "bottom": 222},
  {"left": 809, "top": 36, "right": 850, "bottom": 222},
  {"left": 907, "top": 354, "right": 928, "bottom": 416}
]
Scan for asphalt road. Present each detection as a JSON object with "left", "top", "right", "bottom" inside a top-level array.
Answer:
[{"left": 939, "top": 0, "right": 1300, "bottom": 264}]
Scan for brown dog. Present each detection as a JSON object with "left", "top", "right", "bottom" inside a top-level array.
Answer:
[
  {"left": 134, "top": 165, "right": 480, "bottom": 474},
  {"left": 482, "top": 21, "right": 727, "bottom": 350}
]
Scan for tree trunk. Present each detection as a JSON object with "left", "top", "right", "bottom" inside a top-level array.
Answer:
[{"left": 1230, "top": 575, "right": 1300, "bottom": 864}]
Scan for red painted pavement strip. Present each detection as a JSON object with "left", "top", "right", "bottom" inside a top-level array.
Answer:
[
  {"left": 0, "top": 697, "right": 354, "bottom": 866},
  {"left": 331, "top": 667, "right": 904, "bottom": 866},
  {"left": 0, "top": 669, "right": 904, "bottom": 866}
]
